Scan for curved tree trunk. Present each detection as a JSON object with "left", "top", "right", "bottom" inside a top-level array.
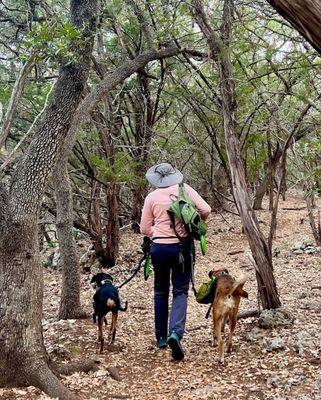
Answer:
[
  {"left": 0, "top": 0, "right": 97, "bottom": 398},
  {"left": 253, "top": 144, "right": 282, "bottom": 210},
  {"left": 265, "top": 1, "right": 321, "bottom": 54},
  {"left": 54, "top": 159, "right": 85, "bottom": 320},
  {"left": 253, "top": 172, "right": 270, "bottom": 210},
  {"left": 193, "top": 0, "right": 281, "bottom": 309}
]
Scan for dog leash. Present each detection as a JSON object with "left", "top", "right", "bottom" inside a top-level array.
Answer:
[
  {"left": 117, "top": 254, "right": 147, "bottom": 289},
  {"left": 117, "top": 236, "right": 152, "bottom": 290}
]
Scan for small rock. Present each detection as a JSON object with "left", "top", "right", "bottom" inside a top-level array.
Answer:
[
  {"left": 266, "top": 337, "right": 286, "bottom": 352},
  {"left": 49, "top": 344, "right": 71, "bottom": 360},
  {"left": 295, "top": 331, "right": 312, "bottom": 356},
  {"left": 95, "top": 369, "right": 108, "bottom": 377},
  {"left": 305, "top": 246, "right": 317, "bottom": 254},
  {"left": 300, "top": 301, "right": 321, "bottom": 311},
  {"left": 258, "top": 308, "right": 294, "bottom": 329},
  {"left": 293, "top": 249, "right": 304, "bottom": 255},
  {"left": 292, "top": 242, "right": 303, "bottom": 251},
  {"left": 267, "top": 374, "right": 288, "bottom": 389},
  {"left": 298, "top": 290, "right": 321, "bottom": 299},
  {"left": 245, "top": 327, "right": 265, "bottom": 342}
]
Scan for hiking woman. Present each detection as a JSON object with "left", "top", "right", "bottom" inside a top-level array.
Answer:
[{"left": 140, "top": 162, "right": 211, "bottom": 360}]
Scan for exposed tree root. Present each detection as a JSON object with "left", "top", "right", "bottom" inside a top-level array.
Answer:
[
  {"left": 58, "top": 309, "right": 89, "bottom": 320},
  {"left": 1, "top": 357, "right": 98, "bottom": 400},
  {"left": 237, "top": 309, "right": 259, "bottom": 320},
  {"left": 107, "top": 366, "right": 122, "bottom": 381},
  {"left": 51, "top": 359, "right": 99, "bottom": 376},
  {"left": 29, "top": 361, "right": 78, "bottom": 400}
]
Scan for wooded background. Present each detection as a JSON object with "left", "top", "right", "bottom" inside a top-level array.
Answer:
[{"left": 0, "top": 0, "right": 321, "bottom": 399}]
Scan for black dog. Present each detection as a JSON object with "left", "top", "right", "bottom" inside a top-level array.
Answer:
[{"left": 90, "top": 272, "right": 127, "bottom": 353}]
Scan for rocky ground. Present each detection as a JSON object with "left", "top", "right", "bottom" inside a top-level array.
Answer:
[{"left": 1, "top": 195, "right": 320, "bottom": 400}]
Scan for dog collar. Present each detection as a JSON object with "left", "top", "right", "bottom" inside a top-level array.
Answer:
[
  {"left": 101, "top": 279, "right": 113, "bottom": 285},
  {"left": 214, "top": 271, "right": 228, "bottom": 279}
]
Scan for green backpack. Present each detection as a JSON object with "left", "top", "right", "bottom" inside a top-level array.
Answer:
[
  {"left": 196, "top": 278, "right": 217, "bottom": 304},
  {"left": 167, "top": 183, "right": 208, "bottom": 254}
]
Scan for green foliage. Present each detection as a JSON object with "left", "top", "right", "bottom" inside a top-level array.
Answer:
[
  {"left": 25, "top": 20, "right": 83, "bottom": 62},
  {"left": 296, "top": 137, "right": 321, "bottom": 189},
  {"left": 90, "top": 151, "right": 137, "bottom": 184},
  {"left": 44, "top": 240, "right": 58, "bottom": 249}
]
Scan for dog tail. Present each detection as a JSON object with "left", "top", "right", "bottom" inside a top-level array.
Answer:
[
  {"left": 119, "top": 300, "right": 128, "bottom": 312},
  {"left": 228, "top": 275, "right": 249, "bottom": 298}
]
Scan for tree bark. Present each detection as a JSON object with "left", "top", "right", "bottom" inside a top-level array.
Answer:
[
  {"left": 0, "top": 0, "right": 98, "bottom": 398},
  {"left": 193, "top": 0, "right": 281, "bottom": 309},
  {"left": 265, "top": 0, "right": 321, "bottom": 54},
  {"left": 253, "top": 144, "right": 282, "bottom": 210},
  {"left": 105, "top": 182, "right": 120, "bottom": 266},
  {"left": 306, "top": 191, "right": 321, "bottom": 246},
  {"left": 54, "top": 159, "right": 85, "bottom": 319},
  {"left": 130, "top": 72, "right": 154, "bottom": 232}
]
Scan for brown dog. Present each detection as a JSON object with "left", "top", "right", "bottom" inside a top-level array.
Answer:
[{"left": 209, "top": 268, "right": 248, "bottom": 364}]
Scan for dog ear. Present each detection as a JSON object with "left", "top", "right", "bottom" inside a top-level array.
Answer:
[{"left": 240, "top": 289, "right": 249, "bottom": 298}]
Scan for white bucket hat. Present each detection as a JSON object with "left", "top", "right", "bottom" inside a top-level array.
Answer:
[{"left": 145, "top": 162, "right": 183, "bottom": 188}]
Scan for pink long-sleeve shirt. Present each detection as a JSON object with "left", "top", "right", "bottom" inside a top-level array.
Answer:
[{"left": 140, "top": 183, "right": 211, "bottom": 243}]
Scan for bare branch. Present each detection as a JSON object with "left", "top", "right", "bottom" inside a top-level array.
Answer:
[{"left": 0, "top": 53, "right": 36, "bottom": 149}]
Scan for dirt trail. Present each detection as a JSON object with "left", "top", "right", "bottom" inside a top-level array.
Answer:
[{"left": 1, "top": 195, "right": 320, "bottom": 400}]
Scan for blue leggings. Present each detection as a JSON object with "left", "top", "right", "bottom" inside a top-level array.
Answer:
[{"left": 151, "top": 242, "right": 192, "bottom": 340}]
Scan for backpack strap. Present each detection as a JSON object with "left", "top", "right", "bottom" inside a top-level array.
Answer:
[
  {"left": 168, "top": 182, "right": 192, "bottom": 240},
  {"left": 190, "top": 243, "right": 197, "bottom": 297},
  {"left": 167, "top": 209, "right": 185, "bottom": 241},
  {"left": 178, "top": 182, "right": 185, "bottom": 197}
]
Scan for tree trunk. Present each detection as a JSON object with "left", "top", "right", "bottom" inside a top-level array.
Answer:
[
  {"left": 0, "top": 195, "right": 76, "bottom": 399},
  {"left": 54, "top": 160, "right": 85, "bottom": 319},
  {"left": 105, "top": 183, "right": 120, "bottom": 267},
  {"left": 193, "top": 0, "right": 281, "bottom": 309},
  {"left": 131, "top": 177, "right": 148, "bottom": 232},
  {"left": 131, "top": 72, "right": 154, "bottom": 232},
  {"left": 253, "top": 172, "right": 270, "bottom": 210},
  {"left": 306, "top": 191, "right": 321, "bottom": 246},
  {"left": 0, "top": 0, "right": 98, "bottom": 397},
  {"left": 265, "top": 0, "right": 321, "bottom": 54},
  {"left": 253, "top": 144, "right": 282, "bottom": 210}
]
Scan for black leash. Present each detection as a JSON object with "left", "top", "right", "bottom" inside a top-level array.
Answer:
[
  {"left": 117, "top": 236, "right": 152, "bottom": 290},
  {"left": 117, "top": 254, "right": 146, "bottom": 290},
  {"left": 205, "top": 303, "right": 213, "bottom": 319}
]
